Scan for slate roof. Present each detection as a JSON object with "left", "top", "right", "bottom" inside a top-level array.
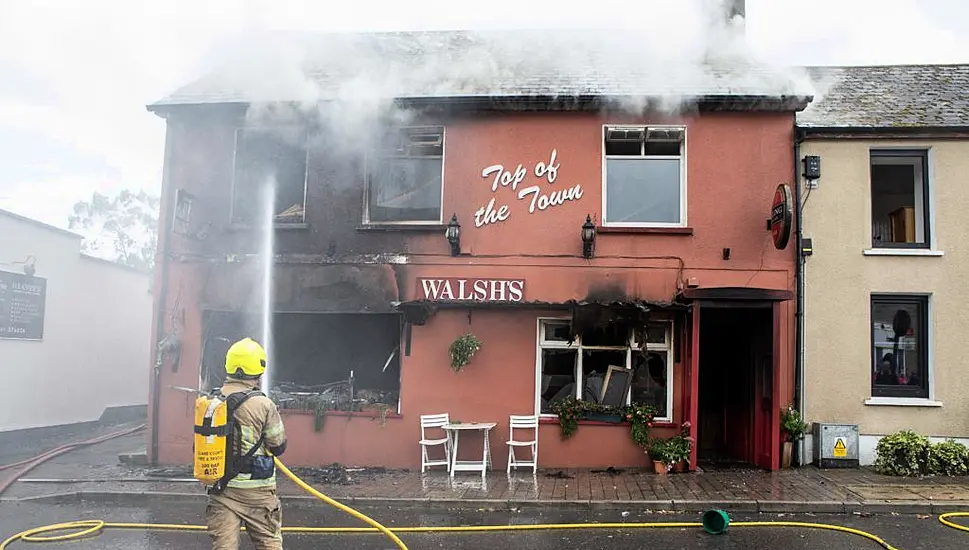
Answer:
[
  {"left": 150, "top": 30, "right": 816, "bottom": 109},
  {"left": 797, "top": 64, "right": 969, "bottom": 128}
]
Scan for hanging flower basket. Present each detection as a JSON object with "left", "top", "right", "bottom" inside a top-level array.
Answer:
[{"left": 449, "top": 332, "right": 482, "bottom": 372}]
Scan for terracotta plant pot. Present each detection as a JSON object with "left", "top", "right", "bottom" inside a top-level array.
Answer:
[
  {"left": 653, "top": 460, "right": 668, "bottom": 475},
  {"left": 782, "top": 441, "right": 793, "bottom": 468},
  {"left": 674, "top": 460, "right": 686, "bottom": 473}
]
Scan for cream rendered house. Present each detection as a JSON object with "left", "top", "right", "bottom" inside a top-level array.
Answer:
[{"left": 797, "top": 64, "right": 969, "bottom": 465}]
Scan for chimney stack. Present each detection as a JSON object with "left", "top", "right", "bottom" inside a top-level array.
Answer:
[{"left": 727, "top": 0, "right": 745, "bottom": 33}]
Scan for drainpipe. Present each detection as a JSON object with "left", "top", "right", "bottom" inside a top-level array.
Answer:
[
  {"left": 149, "top": 116, "right": 177, "bottom": 465},
  {"left": 793, "top": 126, "right": 806, "bottom": 466}
]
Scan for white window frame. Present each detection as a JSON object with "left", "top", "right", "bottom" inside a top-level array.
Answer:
[
  {"left": 534, "top": 317, "right": 674, "bottom": 422},
  {"left": 601, "top": 124, "right": 688, "bottom": 228},
  {"left": 363, "top": 125, "right": 446, "bottom": 226},
  {"left": 230, "top": 126, "right": 310, "bottom": 226}
]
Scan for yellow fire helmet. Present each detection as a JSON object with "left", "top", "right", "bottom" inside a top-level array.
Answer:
[{"left": 224, "top": 337, "right": 267, "bottom": 378}]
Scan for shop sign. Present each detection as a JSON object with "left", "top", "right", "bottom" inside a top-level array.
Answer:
[
  {"left": 770, "top": 183, "right": 793, "bottom": 250},
  {"left": 418, "top": 278, "right": 525, "bottom": 302},
  {"left": 474, "top": 149, "right": 584, "bottom": 228}
]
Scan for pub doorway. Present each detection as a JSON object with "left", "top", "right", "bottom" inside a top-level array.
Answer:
[{"left": 696, "top": 305, "right": 774, "bottom": 470}]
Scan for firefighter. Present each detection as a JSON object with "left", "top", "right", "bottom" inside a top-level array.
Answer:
[{"left": 206, "top": 337, "right": 288, "bottom": 550}]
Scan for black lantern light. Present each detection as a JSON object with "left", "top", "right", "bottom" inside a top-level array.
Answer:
[
  {"left": 446, "top": 214, "right": 461, "bottom": 256},
  {"left": 581, "top": 214, "right": 596, "bottom": 259}
]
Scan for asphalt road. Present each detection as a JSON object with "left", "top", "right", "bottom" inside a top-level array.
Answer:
[{"left": 2, "top": 500, "right": 968, "bottom": 549}]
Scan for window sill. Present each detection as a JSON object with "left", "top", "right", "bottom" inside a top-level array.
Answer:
[
  {"left": 230, "top": 223, "right": 308, "bottom": 231},
  {"left": 280, "top": 409, "right": 403, "bottom": 420},
  {"left": 863, "top": 248, "right": 944, "bottom": 257},
  {"left": 538, "top": 417, "right": 677, "bottom": 429},
  {"left": 597, "top": 226, "right": 693, "bottom": 236},
  {"left": 357, "top": 224, "right": 447, "bottom": 233},
  {"left": 864, "top": 397, "right": 942, "bottom": 408}
]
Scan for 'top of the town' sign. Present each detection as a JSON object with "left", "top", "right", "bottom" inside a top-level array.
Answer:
[{"left": 770, "top": 183, "right": 793, "bottom": 250}]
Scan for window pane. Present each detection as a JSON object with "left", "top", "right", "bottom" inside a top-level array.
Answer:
[
  {"left": 581, "top": 324, "right": 627, "bottom": 347},
  {"left": 233, "top": 131, "right": 307, "bottom": 224},
  {"left": 540, "top": 349, "right": 577, "bottom": 413},
  {"left": 543, "top": 321, "right": 572, "bottom": 343},
  {"left": 631, "top": 351, "right": 668, "bottom": 417},
  {"left": 646, "top": 324, "right": 667, "bottom": 344},
  {"left": 582, "top": 350, "right": 626, "bottom": 402},
  {"left": 606, "top": 157, "right": 681, "bottom": 224},
  {"left": 368, "top": 157, "right": 442, "bottom": 222},
  {"left": 870, "top": 155, "right": 926, "bottom": 246},
  {"left": 871, "top": 297, "right": 927, "bottom": 397}
]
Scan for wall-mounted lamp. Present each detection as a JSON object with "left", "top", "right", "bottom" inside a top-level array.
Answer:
[
  {"left": 15, "top": 255, "right": 36, "bottom": 277},
  {"left": 446, "top": 214, "right": 461, "bottom": 256},
  {"left": 581, "top": 215, "right": 596, "bottom": 259}
]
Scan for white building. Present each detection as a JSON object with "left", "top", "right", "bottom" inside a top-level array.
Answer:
[{"left": 0, "top": 209, "right": 152, "bottom": 432}]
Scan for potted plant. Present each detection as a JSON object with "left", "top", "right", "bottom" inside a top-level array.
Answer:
[
  {"left": 647, "top": 437, "right": 676, "bottom": 474},
  {"left": 669, "top": 422, "right": 694, "bottom": 472},
  {"left": 780, "top": 404, "right": 808, "bottom": 468},
  {"left": 448, "top": 332, "right": 482, "bottom": 372}
]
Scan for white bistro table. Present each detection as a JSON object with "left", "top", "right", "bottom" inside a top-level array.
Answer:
[{"left": 444, "top": 422, "right": 497, "bottom": 478}]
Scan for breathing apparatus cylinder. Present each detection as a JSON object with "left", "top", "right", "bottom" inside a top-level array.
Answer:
[{"left": 193, "top": 394, "right": 229, "bottom": 486}]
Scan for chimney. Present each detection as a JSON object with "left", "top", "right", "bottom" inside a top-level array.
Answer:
[{"left": 726, "top": 0, "right": 745, "bottom": 33}]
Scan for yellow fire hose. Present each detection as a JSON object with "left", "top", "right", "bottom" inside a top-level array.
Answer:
[{"left": 3, "top": 458, "right": 969, "bottom": 549}]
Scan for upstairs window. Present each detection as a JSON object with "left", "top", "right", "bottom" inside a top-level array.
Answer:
[
  {"left": 231, "top": 128, "right": 308, "bottom": 225},
  {"left": 870, "top": 150, "right": 930, "bottom": 248},
  {"left": 366, "top": 126, "right": 444, "bottom": 224},
  {"left": 603, "top": 125, "right": 686, "bottom": 226}
]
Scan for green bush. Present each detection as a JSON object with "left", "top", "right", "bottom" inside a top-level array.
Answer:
[
  {"left": 874, "top": 430, "right": 931, "bottom": 476},
  {"left": 929, "top": 439, "right": 969, "bottom": 476}
]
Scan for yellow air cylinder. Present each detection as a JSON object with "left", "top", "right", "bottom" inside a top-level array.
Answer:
[{"left": 193, "top": 396, "right": 228, "bottom": 485}]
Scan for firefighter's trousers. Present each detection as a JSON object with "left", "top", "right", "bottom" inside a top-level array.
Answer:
[{"left": 206, "top": 486, "right": 283, "bottom": 549}]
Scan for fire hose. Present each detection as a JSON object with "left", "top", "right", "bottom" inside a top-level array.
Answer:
[{"left": 2, "top": 427, "right": 969, "bottom": 549}]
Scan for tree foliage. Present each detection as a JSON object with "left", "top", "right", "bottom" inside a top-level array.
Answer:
[{"left": 69, "top": 189, "right": 160, "bottom": 271}]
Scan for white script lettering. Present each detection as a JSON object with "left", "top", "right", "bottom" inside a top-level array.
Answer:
[
  {"left": 533, "top": 149, "right": 559, "bottom": 184},
  {"left": 517, "top": 184, "right": 584, "bottom": 213},
  {"left": 474, "top": 197, "right": 511, "bottom": 227},
  {"left": 482, "top": 164, "right": 527, "bottom": 192}
]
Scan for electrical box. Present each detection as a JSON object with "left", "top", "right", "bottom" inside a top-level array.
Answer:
[
  {"left": 813, "top": 423, "right": 860, "bottom": 468},
  {"left": 803, "top": 155, "right": 821, "bottom": 180}
]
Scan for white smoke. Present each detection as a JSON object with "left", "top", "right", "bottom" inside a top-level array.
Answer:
[{"left": 170, "top": 0, "right": 826, "bottom": 135}]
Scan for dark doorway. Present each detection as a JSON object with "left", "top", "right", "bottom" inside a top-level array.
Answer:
[{"left": 697, "top": 305, "right": 774, "bottom": 470}]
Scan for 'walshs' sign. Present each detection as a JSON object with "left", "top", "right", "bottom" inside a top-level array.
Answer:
[
  {"left": 418, "top": 278, "right": 525, "bottom": 302},
  {"left": 0, "top": 270, "right": 47, "bottom": 340}
]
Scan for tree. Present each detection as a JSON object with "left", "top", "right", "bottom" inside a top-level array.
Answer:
[{"left": 69, "top": 189, "right": 160, "bottom": 271}]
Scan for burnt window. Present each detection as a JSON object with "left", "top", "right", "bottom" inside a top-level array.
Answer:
[
  {"left": 537, "top": 319, "right": 673, "bottom": 420},
  {"left": 870, "top": 150, "right": 930, "bottom": 248},
  {"left": 603, "top": 126, "right": 686, "bottom": 226},
  {"left": 871, "top": 294, "right": 929, "bottom": 399},
  {"left": 231, "top": 128, "right": 308, "bottom": 225},
  {"left": 201, "top": 311, "right": 401, "bottom": 411},
  {"left": 366, "top": 126, "right": 444, "bottom": 224}
]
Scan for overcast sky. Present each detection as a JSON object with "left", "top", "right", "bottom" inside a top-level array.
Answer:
[{"left": 0, "top": 0, "right": 966, "bottom": 231}]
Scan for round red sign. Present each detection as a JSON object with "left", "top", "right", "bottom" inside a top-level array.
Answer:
[{"left": 770, "top": 183, "right": 793, "bottom": 250}]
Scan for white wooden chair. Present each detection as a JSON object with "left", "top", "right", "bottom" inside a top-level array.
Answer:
[
  {"left": 419, "top": 413, "right": 451, "bottom": 473},
  {"left": 506, "top": 414, "right": 539, "bottom": 474}
]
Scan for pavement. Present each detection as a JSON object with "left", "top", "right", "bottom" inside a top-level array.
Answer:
[{"left": 2, "top": 500, "right": 968, "bottom": 549}]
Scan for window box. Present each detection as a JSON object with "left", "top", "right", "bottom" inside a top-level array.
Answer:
[
  {"left": 602, "top": 125, "right": 687, "bottom": 228},
  {"left": 585, "top": 412, "right": 625, "bottom": 424}
]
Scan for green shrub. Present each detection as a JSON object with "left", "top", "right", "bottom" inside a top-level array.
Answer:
[
  {"left": 874, "top": 430, "right": 930, "bottom": 476},
  {"left": 929, "top": 439, "right": 969, "bottom": 476}
]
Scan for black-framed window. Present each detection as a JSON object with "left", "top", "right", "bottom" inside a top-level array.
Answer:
[
  {"left": 365, "top": 126, "right": 444, "bottom": 224},
  {"left": 871, "top": 294, "right": 929, "bottom": 398},
  {"left": 231, "top": 128, "right": 308, "bottom": 225},
  {"left": 870, "top": 150, "right": 930, "bottom": 248}
]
